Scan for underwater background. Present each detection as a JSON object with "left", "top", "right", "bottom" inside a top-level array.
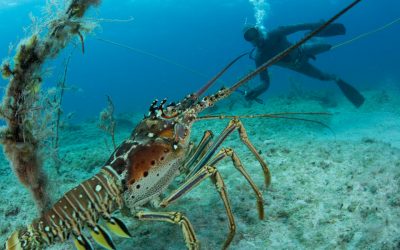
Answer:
[{"left": 0, "top": 0, "right": 400, "bottom": 249}]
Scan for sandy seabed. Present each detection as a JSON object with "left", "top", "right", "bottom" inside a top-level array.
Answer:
[{"left": 1, "top": 87, "right": 399, "bottom": 250}]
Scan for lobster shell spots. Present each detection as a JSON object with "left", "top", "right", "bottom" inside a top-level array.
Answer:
[{"left": 126, "top": 144, "right": 170, "bottom": 186}]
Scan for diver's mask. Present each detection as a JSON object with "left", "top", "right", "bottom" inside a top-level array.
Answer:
[{"left": 243, "top": 26, "right": 261, "bottom": 42}]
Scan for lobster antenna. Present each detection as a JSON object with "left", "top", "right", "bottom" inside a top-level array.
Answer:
[
  {"left": 196, "top": 112, "right": 335, "bottom": 135},
  {"left": 197, "top": 112, "right": 331, "bottom": 119},
  {"left": 195, "top": 52, "right": 249, "bottom": 97},
  {"left": 229, "top": 0, "right": 363, "bottom": 93},
  {"left": 331, "top": 15, "right": 400, "bottom": 50}
]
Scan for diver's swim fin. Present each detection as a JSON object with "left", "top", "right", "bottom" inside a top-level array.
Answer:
[
  {"left": 335, "top": 79, "right": 365, "bottom": 108},
  {"left": 316, "top": 23, "right": 346, "bottom": 37}
]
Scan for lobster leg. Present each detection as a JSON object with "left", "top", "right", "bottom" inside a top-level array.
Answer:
[
  {"left": 161, "top": 146, "right": 265, "bottom": 248},
  {"left": 135, "top": 211, "right": 199, "bottom": 250},
  {"left": 235, "top": 119, "right": 271, "bottom": 187},
  {"left": 187, "top": 119, "right": 271, "bottom": 188},
  {"left": 182, "top": 130, "right": 214, "bottom": 173},
  {"left": 168, "top": 120, "right": 266, "bottom": 218},
  {"left": 219, "top": 148, "right": 265, "bottom": 219},
  {"left": 186, "top": 121, "right": 238, "bottom": 178},
  {"left": 162, "top": 146, "right": 264, "bottom": 215},
  {"left": 209, "top": 165, "right": 235, "bottom": 250},
  {"left": 161, "top": 158, "right": 236, "bottom": 249}
]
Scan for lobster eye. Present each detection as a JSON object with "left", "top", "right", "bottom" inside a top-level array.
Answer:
[{"left": 174, "top": 124, "right": 187, "bottom": 139}]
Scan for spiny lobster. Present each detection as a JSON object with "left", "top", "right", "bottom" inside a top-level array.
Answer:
[{"left": 5, "top": 1, "right": 361, "bottom": 249}]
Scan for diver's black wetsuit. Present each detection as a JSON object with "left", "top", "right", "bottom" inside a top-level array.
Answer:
[
  {"left": 246, "top": 23, "right": 336, "bottom": 100},
  {"left": 244, "top": 22, "right": 365, "bottom": 108}
]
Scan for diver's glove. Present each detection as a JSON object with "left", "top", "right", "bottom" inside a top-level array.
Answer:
[
  {"left": 244, "top": 90, "right": 264, "bottom": 104},
  {"left": 244, "top": 90, "right": 257, "bottom": 101}
]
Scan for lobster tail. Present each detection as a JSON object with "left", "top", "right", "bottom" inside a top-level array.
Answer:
[
  {"left": 88, "top": 224, "right": 116, "bottom": 250},
  {"left": 5, "top": 168, "right": 131, "bottom": 250},
  {"left": 5, "top": 230, "right": 23, "bottom": 250},
  {"left": 73, "top": 233, "right": 94, "bottom": 250},
  {"left": 105, "top": 217, "right": 132, "bottom": 238},
  {"left": 5, "top": 224, "right": 52, "bottom": 250}
]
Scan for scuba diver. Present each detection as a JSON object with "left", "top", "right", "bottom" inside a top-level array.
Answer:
[{"left": 242, "top": 22, "right": 365, "bottom": 107}]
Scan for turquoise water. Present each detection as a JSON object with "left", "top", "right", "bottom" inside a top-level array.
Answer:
[
  {"left": 1, "top": 0, "right": 399, "bottom": 118},
  {"left": 0, "top": 1, "right": 399, "bottom": 249}
]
